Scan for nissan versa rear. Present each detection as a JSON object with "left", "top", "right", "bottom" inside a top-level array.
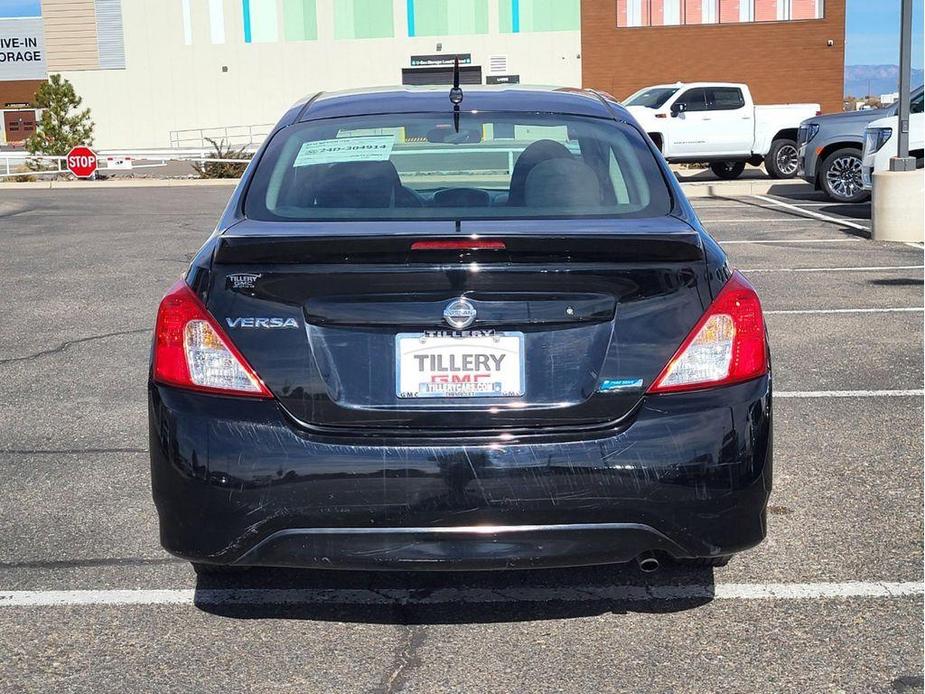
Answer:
[{"left": 149, "top": 86, "right": 772, "bottom": 574}]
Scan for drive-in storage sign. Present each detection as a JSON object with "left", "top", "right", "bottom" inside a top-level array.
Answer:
[{"left": 0, "top": 17, "right": 47, "bottom": 80}]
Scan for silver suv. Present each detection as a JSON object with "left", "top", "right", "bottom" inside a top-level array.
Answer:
[{"left": 797, "top": 101, "right": 899, "bottom": 203}]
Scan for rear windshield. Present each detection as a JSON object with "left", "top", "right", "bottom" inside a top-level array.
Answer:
[{"left": 244, "top": 112, "right": 672, "bottom": 222}]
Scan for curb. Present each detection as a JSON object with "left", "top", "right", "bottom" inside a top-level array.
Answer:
[
  {"left": 0, "top": 178, "right": 240, "bottom": 190},
  {"left": 678, "top": 180, "right": 814, "bottom": 198}
]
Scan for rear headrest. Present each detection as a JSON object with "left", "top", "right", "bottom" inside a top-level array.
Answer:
[
  {"left": 524, "top": 159, "right": 602, "bottom": 209},
  {"left": 507, "top": 139, "right": 573, "bottom": 206},
  {"left": 315, "top": 160, "right": 400, "bottom": 208}
]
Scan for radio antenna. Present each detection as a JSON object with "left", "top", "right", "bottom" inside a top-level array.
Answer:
[
  {"left": 449, "top": 56, "right": 463, "bottom": 132},
  {"left": 449, "top": 57, "right": 464, "bottom": 105}
]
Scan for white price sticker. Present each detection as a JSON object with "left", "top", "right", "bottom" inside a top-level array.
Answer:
[{"left": 293, "top": 135, "right": 395, "bottom": 167}]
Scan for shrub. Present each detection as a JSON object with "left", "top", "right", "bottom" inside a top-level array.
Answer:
[
  {"left": 192, "top": 138, "right": 250, "bottom": 179},
  {"left": 25, "top": 74, "right": 95, "bottom": 157}
]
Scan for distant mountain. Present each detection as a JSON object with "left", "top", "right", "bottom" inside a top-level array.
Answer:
[{"left": 845, "top": 64, "right": 924, "bottom": 98}]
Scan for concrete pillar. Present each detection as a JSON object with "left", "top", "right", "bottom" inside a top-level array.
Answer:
[{"left": 871, "top": 169, "right": 925, "bottom": 243}]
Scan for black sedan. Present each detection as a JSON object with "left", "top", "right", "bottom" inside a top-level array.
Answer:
[{"left": 149, "top": 84, "right": 772, "bottom": 574}]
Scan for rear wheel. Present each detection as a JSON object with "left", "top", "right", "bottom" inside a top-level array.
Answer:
[
  {"left": 819, "top": 148, "right": 868, "bottom": 203},
  {"left": 709, "top": 161, "right": 746, "bottom": 180},
  {"left": 764, "top": 138, "right": 799, "bottom": 178}
]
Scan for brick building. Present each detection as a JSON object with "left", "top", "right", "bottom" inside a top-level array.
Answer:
[{"left": 582, "top": 0, "right": 845, "bottom": 114}]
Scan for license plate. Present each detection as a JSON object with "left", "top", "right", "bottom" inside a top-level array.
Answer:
[{"left": 396, "top": 332, "right": 524, "bottom": 399}]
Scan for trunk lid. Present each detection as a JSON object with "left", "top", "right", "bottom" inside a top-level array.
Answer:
[{"left": 205, "top": 218, "right": 709, "bottom": 437}]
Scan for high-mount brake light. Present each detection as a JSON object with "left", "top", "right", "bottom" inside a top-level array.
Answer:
[
  {"left": 648, "top": 271, "right": 768, "bottom": 394},
  {"left": 152, "top": 280, "right": 272, "bottom": 398},
  {"left": 411, "top": 239, "right": 506, "bottom": 251}
]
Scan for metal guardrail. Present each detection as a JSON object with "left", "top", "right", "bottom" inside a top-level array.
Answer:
[
  {"left": 0, "top": 141, "right": 577, "bottom": 179},
  {"left": 0, "top": 150, "right": 254, "bottom": 179},
  {"left": 168, "top": 124, "right": 274, "bottom": 150}
]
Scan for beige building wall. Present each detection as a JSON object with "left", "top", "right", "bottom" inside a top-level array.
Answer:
[
  {"left": 44, "top": 0, "right": 100, "bottom": 71},
  {"left": 58, "top": 0, "right": 581, "bottom": 148}
]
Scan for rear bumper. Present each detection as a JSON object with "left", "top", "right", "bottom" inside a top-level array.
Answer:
[
  {"left": 236, "top": 524, "right": 689, "bottom": 571},
  {"left": 149, "top": 377, "right": 772, "bottom": 570}
]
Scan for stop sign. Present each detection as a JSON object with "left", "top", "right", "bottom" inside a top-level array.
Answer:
[{"left": 66, "top": 146, "right": 98, "bottom": 178}]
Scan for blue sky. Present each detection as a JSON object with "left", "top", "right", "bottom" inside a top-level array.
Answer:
[
  {"left": 847, "top": 0, "right": 924, "bottom": 67},
  {"left": 0, "top": 0, "right": 41, "bottom": 18}
]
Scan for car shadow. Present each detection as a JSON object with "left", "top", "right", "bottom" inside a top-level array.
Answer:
[
  {"left": 761, "top": 185, "right": 823, "bottom": 200},
  {"left": 756, "top": 188, "right": 873, "bottom": 221},
  {"left": 712, "top": 194, "right": 871, "bottom": 239},
  {"left": 673, "top": 166, "right": 769, "bottom": 182},
  {"left": 192, "top": 561, "right": 716, "bottom": 624},
  {"left": 868, "top": 277, "right": 924, "bottom": 287},
  {"left": 815, "top": 203, "right": 871, "bottom": 220}
]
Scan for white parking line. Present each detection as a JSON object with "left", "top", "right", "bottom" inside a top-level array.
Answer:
[
  {"left": 744, "top": 265, "right": 924, "bottom": 273},
  {"left": 720, "top": 239, "right": 856, "bottom": 245},
  {"left": 751, "top": 195, "right": 871, "bottom": 231},
  {"left": 0, "top": 582, "right": 921, "bottom": 607},
  {"left": 701, "top": 218, "right": 810, "bottom": 223},
  {"left": 765, "top": 307, "right": 924, "bottom": 315},
  {"left": 757, "top": 201, "right": 870, "bottom": 209},
  {"left": 777, "top": 390, "right": 924, "bottom": 398}
]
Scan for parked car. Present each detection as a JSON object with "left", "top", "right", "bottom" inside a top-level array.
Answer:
[
  {"left": 149, "top": 84, "right": 772, "bottom": 575},
  {"left": 797, "top": 108, "right": 893, "bottom": 203},
  {"left": 799, "top": 87, "right": 923, "bottom": 203},
  {"left": 624, "top": 82, "right": 819, "bottom": 179},
  {"left": 861, "top": 87, "right": 925, "bottom": 190}
]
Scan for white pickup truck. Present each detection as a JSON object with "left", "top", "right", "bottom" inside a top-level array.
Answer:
[{"left": 624, "top": 82, "right": 820, "bottom": 180}]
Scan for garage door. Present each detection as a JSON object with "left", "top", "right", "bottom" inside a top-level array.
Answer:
[{"left": 401, "top": 66, "right": 483, "bottom": 86}]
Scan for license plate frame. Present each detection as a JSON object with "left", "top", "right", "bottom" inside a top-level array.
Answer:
[{"left": 395, "top": 331, "right": 525, "bottom": 399}]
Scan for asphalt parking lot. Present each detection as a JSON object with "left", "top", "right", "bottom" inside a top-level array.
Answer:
[{"left": 0, "top": 184, "right": 922, "bottom": 693}]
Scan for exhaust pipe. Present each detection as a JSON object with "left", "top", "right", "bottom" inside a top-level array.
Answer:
[{"left": 636, "top": 551, "right": 660, "bottom": 573}]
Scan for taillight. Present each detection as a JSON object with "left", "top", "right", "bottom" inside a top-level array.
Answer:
[
  {"left": 152, "top": 280, "right": 272, "bottom": 398},
  {"left": 648, "top": 271, "right": 767, "bottom": 394}
]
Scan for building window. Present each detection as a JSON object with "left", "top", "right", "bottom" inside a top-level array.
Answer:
[
  {"left": 181, "top": 0, "right": 193, "bottom": 45},
  {"left": 407, "top": 0, "right": 488, "bottom": 37},
  {"left": 209, "top": 0, "right": 226, "bottom": 44},
  {"left": 283, "top": 0, "right": 317, "bottom": 40},
  {"left": 243, "top": 0, "right": 279, "bottom": 43},
  {"left": 700, "top": 0, "right": 718, "bottom": 23},
  {"left": 334, "top": 0, "right": 394, "bottom": 39},
  {"left": 499, "top": 0, "right": 580, "bottom": 33},
  {"left": 616, "top": 0, "right": 823, "bottom": 27}
]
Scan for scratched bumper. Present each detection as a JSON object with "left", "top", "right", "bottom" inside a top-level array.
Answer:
[{"left": 149, "top": 377, "right": 772, "bottom": 570}]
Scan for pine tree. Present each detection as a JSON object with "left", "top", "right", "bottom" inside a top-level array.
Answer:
[{"left": 25, "top": 74, "right": 95, "bottom": 156}]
